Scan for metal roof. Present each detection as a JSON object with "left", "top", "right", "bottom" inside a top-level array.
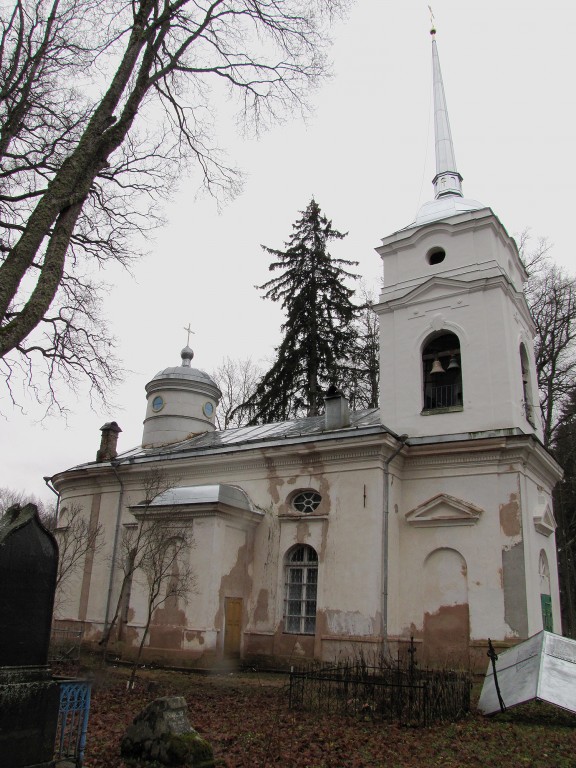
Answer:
[
  {"left": 142, "top": 408, "right": 383, "bottom": 457},
  {"left": 132, "top": 484, "right": 255, "bottom": 512}
]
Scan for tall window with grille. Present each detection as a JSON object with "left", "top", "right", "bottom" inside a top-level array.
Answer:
[{"left": 284, "top": 545, "right": 318, "bottom": 634}]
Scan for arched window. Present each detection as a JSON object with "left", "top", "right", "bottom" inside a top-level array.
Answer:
[
  {"left": 284, "top": 545, "right": 318, "bottom": 634},
  {"left": 422, "top": 332, "right": 463, "bottom": 412},
  {"left": 539, "top": 550, "right": 553, "bottom": 632},
  {"left": 520, "top": 344, "right": 535, "bottom": 426}
]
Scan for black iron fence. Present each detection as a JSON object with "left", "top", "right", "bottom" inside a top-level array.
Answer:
[
  {"left": 50, "top": 627, "right": 84, "bottom": 671},
  {"left": 288, "top": 643, "right": 471, "bottom": 726}
]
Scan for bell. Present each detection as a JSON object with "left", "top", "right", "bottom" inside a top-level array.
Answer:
[
  {"left": 447, "top": 355, "right": 460, "bottom": 370},
  {"left": 430, "top": 357, "right": 445, "bottom": 375}
]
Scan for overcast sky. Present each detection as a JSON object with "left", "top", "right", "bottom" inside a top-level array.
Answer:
[{"left": 2, "top": 0, "right": 575, "bottom": 504}]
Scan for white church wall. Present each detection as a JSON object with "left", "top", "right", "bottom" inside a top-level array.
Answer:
[
  {"left": 392, "top": 443, "right": 543, "bottom": 667},
  {"left": 516, "top": 467, "right": 562, "bottom": 637}
]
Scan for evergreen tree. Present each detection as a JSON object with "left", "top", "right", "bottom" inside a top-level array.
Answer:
[
  {"left": 345, "top": 285, "right": 379, "bottom": 410},
  {"left": 246, "top": 199, "right": 359, "bottom": 423},
  {"left": 552, "top": 387, "right": 576, "bottom": 638}
]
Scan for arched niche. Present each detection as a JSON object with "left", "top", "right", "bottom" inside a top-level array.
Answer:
[{"left": 423, "top": 548, "right": 469, "bottom": 666}]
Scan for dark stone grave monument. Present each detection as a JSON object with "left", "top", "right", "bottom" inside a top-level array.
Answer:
[
  {"left": 0, "top": 503, "right": 60, "bottom": 767},
  {"left": 121, "top": 696, "right": 215, "bottom": 766}
]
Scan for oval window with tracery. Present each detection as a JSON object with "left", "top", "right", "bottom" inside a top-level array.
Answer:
[{"left": 292, "top": 491, "right": 322, "bottom": 514}]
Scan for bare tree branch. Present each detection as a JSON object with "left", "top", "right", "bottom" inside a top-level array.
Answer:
[{"left": 0, "top": 0, "right": 348, "bottom": 409}]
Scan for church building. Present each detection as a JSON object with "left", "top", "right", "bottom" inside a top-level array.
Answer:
[{"left": 52, "top": 29, "right": 562, "bottom": 671}]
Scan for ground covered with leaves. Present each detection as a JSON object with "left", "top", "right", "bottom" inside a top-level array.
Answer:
[{"left": 78, "top": 664, "right": 575, "bottom": 768}]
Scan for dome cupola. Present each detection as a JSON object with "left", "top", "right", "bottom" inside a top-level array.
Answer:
[{"left": 142, "top": 345, "right": 221, "bottom": 448}]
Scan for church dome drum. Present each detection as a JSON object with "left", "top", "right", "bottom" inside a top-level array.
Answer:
[{"left": 142, "top": 345, "right": 221, "bottom": 447}]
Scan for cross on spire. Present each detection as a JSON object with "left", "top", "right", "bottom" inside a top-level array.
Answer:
[
  {"left": 183, "top": 323, "right": 195, "bottom": 346},
  {"left": 428, "top": 5, "right": 436, "bottom": 33}
]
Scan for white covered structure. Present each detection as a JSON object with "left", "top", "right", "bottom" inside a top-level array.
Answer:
[
  {"left": 478, "top": 631, "right": 576, "bottom": 715},
  {"left": 52, "top": 29, "right": 562, "bottom": 671}
]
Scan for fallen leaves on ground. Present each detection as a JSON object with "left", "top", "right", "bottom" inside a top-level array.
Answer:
[{"left": 79, "top": 666, "right": 576, "bottom": 768}]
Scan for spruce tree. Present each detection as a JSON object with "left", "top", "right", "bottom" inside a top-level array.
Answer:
[
  {"left": 246, "top": 199, "right": 359, "bottom": 423},
  {"left": 552, "top": 388, "right": 576, "bottom": 637}
]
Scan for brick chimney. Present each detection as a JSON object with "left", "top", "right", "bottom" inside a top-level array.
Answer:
[
  {"left": 324, "top": 385, "right": 350, "bottom": 430},
  {"left": 96, "top": 421, "right": 122, "bottom": 462}
]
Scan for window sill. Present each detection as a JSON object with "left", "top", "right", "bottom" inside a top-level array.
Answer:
[
  {"left": 421, "top": 405, "right": 464, "bottom": 416},
  {"left": 279, "top": 513, "right": 329, "bottom": 520}
]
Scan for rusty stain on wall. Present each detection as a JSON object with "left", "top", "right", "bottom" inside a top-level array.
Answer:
[
  {"left": 423, "top": 603, "right": 470, "bottom": 666},
  {"left": 499, "top": 493, "right": 521, "bottom": 537},
  {"left": 263, "top": 452, "right": 284, "bottom": 504}
]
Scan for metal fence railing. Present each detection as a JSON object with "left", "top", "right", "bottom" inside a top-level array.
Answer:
[
  {"left": 288, "top": 644, "right": 471, "bottom": 726},
  {"left": 54, "top": 680, "right": 92, "bottom": 767},
  {"left": 50, "top": 627, "right": 84, "bottom": 672}
]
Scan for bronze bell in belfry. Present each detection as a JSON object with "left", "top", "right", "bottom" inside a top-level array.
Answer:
[{"left": 430, "top": 357, "right": 445, "bottom": 374}]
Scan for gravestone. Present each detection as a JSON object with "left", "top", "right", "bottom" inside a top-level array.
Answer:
[
  {"left": 121, "top": 696, "right": 214, "bottom": 766},
  {"left": 0, "top": 503, "right": 60, "bottom": 767}
]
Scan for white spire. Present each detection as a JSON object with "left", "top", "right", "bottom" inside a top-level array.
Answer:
[{"left": 430, "top": 26, "right": 463, "bottom": 199}]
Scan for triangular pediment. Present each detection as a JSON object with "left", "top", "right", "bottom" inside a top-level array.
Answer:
[
  {"left": 405, "top": 493, "right": 483, "bottom": 527},
  {"left": 534, "top": 503, "right": 556, "bottom": 537}
]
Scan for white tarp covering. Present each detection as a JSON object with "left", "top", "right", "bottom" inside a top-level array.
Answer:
[{"left": 478, "top": 631, "right": 576, "bottom": 715}]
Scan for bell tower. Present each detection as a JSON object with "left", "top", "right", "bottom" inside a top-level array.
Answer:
[{"left": 375, "top": 26, "right": 541, "bottom": 441}]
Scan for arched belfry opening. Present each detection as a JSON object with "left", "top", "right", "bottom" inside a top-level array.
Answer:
[
  {"left": 422, "top": 331, "right": 463, "bottom": 412},
  {"left": 520, "top": 343, "right": 535, "bottom": 427}
]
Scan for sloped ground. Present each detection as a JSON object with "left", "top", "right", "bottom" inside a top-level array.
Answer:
[{"left": 80, "top": 665, "right": 576, "bottom": 768}]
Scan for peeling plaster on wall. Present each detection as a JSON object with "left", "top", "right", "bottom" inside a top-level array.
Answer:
[
  {"left": 502, "top": 541, "right": 528, "bottom": 638},
  {"left": 184, "top": 630, "right": 205, "bottom": 646},
  {"left": 269, "top": 622, "right": 315, "bottom": 660},
  {"left": 296, "top": 520, "right": 311, "bottom": 543},
  {"left": 323, "top": 609, "right": 376, "bottom": 637},
  {"left": 276, "top": 447, "right": 332, "bottom": 517},
  {"left": 299, "top": 445, "right": 326, "bottom": 476},
  {"left": 214, "top": 541, "right": 251, "bottom": 631},
  {"left": 262, "top": 452, "right": 284, "bottom": 505},
  {"left": 400, "top": 622, "right": 423, "bottom": 639},
  {"left": 149, "top": 601, "right": 187, "bottom": 650},
  {"left": 254, "top": 588, "right": 269, "bottom": 624},
  {"left": 421, "top": 549, "right": 469, "bottom": 664},
  {"left": 500, "top": 493, "right": 522, "bottom": 537},
  {"left": 423, "top": 603, "right": 470, "bottom": 666}
]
